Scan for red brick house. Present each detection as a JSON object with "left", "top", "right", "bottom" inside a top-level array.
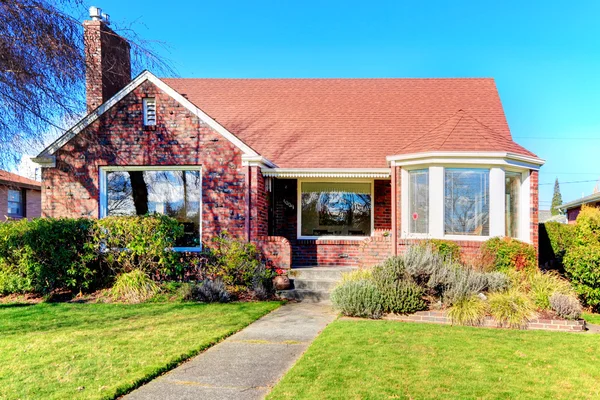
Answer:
[
  {"left": 33, "top": 13, "right": 544, "bottom": 268},
  {"left": 0, "top": 170, "right": 41, "bottom": 221},
  {"left": 559, "top": 193, "right": 600, "bottom": 223}
]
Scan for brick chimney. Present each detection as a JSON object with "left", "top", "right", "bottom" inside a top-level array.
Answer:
[{"left": 84, "top": 7, "right": 131, "bottom": 112}]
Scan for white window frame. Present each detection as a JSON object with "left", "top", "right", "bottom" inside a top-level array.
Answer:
[
  {"left": 143, "top": 97, "right": 157, "bottom": 126},
  {"left": 401, "top": 164, "right": 531, "bottom": 243},
  {"left": 297, "top": 178, "right": 375, "bottom": 240},
  {"left": 99, "top": 165, "right": 203, "bottom": 252}
]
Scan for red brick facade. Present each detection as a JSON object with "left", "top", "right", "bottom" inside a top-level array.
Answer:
[
  {"left": 530, "top": 170, "right": 539, "bottom": 252},
  {"left": 0, "top": 185, "right": 41, "bottom": 221},
  {"left": 42, "top": 80, "right": 249, "bottom": 243}
]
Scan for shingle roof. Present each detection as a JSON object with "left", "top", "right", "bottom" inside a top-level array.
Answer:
[
  {"left": 161, "top": 78, "right": 535, "bottom": 168},
  {"left": 0, "top": 170, "right": 41, "bottom": 189}
]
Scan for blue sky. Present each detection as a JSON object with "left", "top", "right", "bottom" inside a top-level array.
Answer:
[{"left": 86, "top": 0, "right": 600, "bottom": 208}]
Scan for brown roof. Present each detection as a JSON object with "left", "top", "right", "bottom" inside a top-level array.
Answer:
[
  {"left": 0, "top": 170, "right": 41, "bottom": 189},
  {"left": 162, "top": 78, "right": 536, "bottom": 168}
]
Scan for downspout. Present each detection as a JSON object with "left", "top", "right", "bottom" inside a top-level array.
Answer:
[
  {"left": 390, "top": 162, "right": 398, "bottom": 256},
  {"left": 245, "top": 165, "right": 251, "bottom": 242}
]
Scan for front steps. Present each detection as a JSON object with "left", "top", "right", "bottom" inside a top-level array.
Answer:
[{"left": 277, "top": 266, "right": 356, "bottom": 303}]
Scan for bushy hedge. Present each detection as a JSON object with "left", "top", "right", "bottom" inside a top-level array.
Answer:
[
  {"left": 330, "top": 280, "right": 384, "bottom": 319},
  {"left": 93, "top": 215, "right": 183, "bottom": 278},
  {"left": 0, "top": 218, "right": 99, "bottom": 294},
  {"left": 539, "top": 222, "right": 576, "bottom": 269},
  {"left": 480, "top": 237, "right": 537, "bottom": 274},
  {"left": 419, "top": 239, "right": 462, "bottom": 262},
  {"left": 563, "top": 206, "right": 600, "bottom": 309}
]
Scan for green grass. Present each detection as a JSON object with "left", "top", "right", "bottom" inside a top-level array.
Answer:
[
  {"left": 583, "top": 312, "right": 600, "bottom": 325},
  {"left": 0, "top": 301, "right": 280, "bottom": 399},
  {"left": 268, "top": 319, "right": 600, "bottom": 400}
]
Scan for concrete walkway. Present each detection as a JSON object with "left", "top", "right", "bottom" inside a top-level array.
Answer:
[{"left": 125, "top": 302, "right": 336, "bottom": 400}]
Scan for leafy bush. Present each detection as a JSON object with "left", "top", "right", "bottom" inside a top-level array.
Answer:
[
  {"left": 111, "top": 270, "right": 160, "bottom": 303},
  {"left": 204, "top": 233, "right": 264, "bottom": 288},
  {"left": 448, "top": 295, "right": 488, "bottom": 326},
  {"left": 188, "top": 280, "right": 231, "bottom": 303},
  {"left": 419, "top": 239, "right": 462, "bottom": 262},
  {"left": 340, "top": 268, "right": 373, "bottom": 283},
  {"left": 564, "top": 206, "right": 600, "bottom": 310},
  {"left": 550, "top": 293, "right": 582, "bottom": 320},
  {"left": 480, "top": 237, "right": 537, "bottom": 275},
  {"left": 528, "top": 271, "right": 573, "bottom": 310},
  {"left": 0, "top": 218, "right": 99, "bottom": 294},
  {"left": 540, "top": 222, "right": 576, "bottom": 268},
  {"left": 403, "top": 245, "right": 448, "bottom": 284},
  {"left": 331, "top": 280, "right": 383, "bottom": 319},
  {"left": 488, "top": 289, "right": 536, "bottom": 329},
  {"left": 485, "top": 272, "right": 511, "bottom": 293},
  {"left": 371, "top": 258, "right": 426, "bottom": 314},
  {"left": 93, "top": 215, "right": 183, "bottom": 278},
  {"left": 440, "top": 267, "right": 491, "bottom": 305}
]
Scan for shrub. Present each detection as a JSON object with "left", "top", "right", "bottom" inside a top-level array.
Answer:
[
  {"left": 485, "top": 272, "right": 511, "bottom": 293},
  {"left": 204, "top": 233, "right": 263, "bottom": 288},
  {"left": 93, "top": 215, "right": 183, "bottom": 278},
  {"left": 403, "top": 245, "right": 448, "bottom": 284},
  {"left": 550, "top": 293, "right": 582, "bottom": 320},
  {"left": 564, "top": 206, "right": 600, "bottom": 310},
  {"left": 189, "top": 280, "right": 231, "bottom": 303},
  {"left": 540, "top": 222, "right": 576, "bottom": 268},
  {"left": 488, "top": 289, "right": 536, "bottom": 328},
  {"left": 440, "top": 267, "right": 489, "bottom": 305},
  {"left": 419, "top": 239, "right": 461, "bottom": 262},
  {"left": 330, "top": 280, "right": 383, "bottom": 319},
  {"left": 111, "top": 270, "right": 160, "bottom": 303},
  {"left": 340, "top": 268, "right": 373, "bottom": 283},
  {"left": 448, "top": 295, "right": 488, "bottom": 326},
  {"left": 0, "top": 218, "right": 99, "bottom": 294},
  {"left": 480, "top": 237, "right": 537, "bottom": 275},
  {"left": 528, "top": 271, "right": 573, "bottom": 310}
]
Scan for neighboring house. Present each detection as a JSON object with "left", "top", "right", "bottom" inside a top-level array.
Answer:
[
  {"left": 539, "top": 210, "right": 567, "bottom": 224},
  {"left": 33, "top": 10, "right": 544, "bottom": 268},
  {"left": 559, "top": 192, "right": 600, "bottom": 224},
  {"left": 0, "top": 170, "right": 41, "bottom": 221}
]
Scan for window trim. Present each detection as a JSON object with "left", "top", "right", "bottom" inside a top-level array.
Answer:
[
  {"left": 401, "top": 164, "right": 531, "bottom": 243},
  {"left": 7, "top": 188, "right": 24, "bottom": 218},
  {"left": 407, "top": 168, "right": 429, "bottom": 235},
  {"left": 99, "top": 165, "right": 203, "bottom": 252},
  {"left": 297, "top": 178, "right": 375, "bottom": 240}
]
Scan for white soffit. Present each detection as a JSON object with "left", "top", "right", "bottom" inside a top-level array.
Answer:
[
  {"left": 261, "top": 168, "right": 391, "bottom": 179},
  {"left": 387, "top": 151, "right": 545, "bottom": 170}
]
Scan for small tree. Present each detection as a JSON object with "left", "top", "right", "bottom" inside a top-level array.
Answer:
[{"left": 551, "top": 178, "right": 563, "bottom": 215}]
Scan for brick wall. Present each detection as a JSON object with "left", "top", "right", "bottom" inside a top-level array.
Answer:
[
  {"left": 42, "top": 80, "right": 248, "bottom": 243},
  {"left": 374, "top": 180, "right": 391, "bottom": 233},
  {"left": 530, "top": 170, "right": 539, "bottom": 254},
  {"left": 252, "top": 236, "right": 292, "bottom": 269},
  {"left": 250, "top": 167, "right": 269, "bottom": 238}
]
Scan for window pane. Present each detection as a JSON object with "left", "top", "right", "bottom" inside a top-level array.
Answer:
[
  {"left": 505, "top": 172, "right": 521, "bottom": 238},
  {"left": 7, "top": 190, "right": 22, "bottom": 216},
  {"left": 107, "top": 170, "right": 201, "bottom": 247},
  {"left": 301, "top": 182, "right": 371, "bottom": 236},
  {"left": 409, "top": 169, "right": 429, "bottom": 234},
  {"left": 444, "top": 169, "right": 489, "bottom": 236}
]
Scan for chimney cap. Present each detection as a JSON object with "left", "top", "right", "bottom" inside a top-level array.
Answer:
[{"left": 89, "top": 6, "right": 102, "bottom": 21}]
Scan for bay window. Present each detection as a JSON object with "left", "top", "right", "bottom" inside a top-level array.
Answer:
[
  {"left": 408, "top": 169, "right": 429, "bottom": 234},
  {"left": 444, "top": 168, "right": 490, "bottom": 236},
  {"left": 505, "top": 171, "right": 521, "bottom": 238},
  {"left": 300, "top": 181, "right": 372, "bottom": 237},
  {"left": 103, "top": 168, "right": 202, "bottom": 249}
]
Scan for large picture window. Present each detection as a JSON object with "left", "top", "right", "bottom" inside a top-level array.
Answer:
[
  {"left": 444, "top": 168, "right": 489, "bottom": 236},
  {"left": 408, "top": 169, "right": 429, "bottom": 234},
  {"left": 106, "top": 169, "right": 201, "bottom": 248},
  {"left": 300, "top": 182, "right": 372, "bottom": 237}
]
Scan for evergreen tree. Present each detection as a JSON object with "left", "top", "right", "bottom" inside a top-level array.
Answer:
[{"left": 551, "top": 178, "right": 563, "bottom": 215}]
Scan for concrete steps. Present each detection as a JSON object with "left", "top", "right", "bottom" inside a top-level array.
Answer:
[{"left": 277, "top": 266, "right": 356, "bottom": 304}]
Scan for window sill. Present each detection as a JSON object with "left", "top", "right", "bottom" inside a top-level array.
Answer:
[{"left": 298, "top": 236, "right": 370, "bottom": 241}]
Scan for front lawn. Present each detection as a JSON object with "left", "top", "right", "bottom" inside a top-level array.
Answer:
[
  {"left": 583, "top": 312, "right": 600, "bottom": 325},
  {"left": 0, "top": 301, "right": 280, "bottom": 399},
  {"left": 268, "top": 319, "right": 600, "bottom": 399}
]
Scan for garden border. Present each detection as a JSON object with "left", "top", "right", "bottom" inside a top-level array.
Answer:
[{"left": 385, "top": 310, "right": 586, "bottom": 332}]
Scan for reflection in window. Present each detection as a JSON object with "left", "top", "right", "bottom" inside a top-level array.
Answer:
[
  {"left": 301, "top": 182, "right": 371, "bottom": 237},
  {"left": 444, "top": 169, "right": 489, "bottom": 236},
  {"left": 8, "top": 189, "right": 23, "bottom": 216},
  {"left": 107, "top": 170, "right": 201, "bottom": 247},
  {"left": 409, "top": 169, "right": 429, "bottom": 234},
  {"left": 505, "top": 171, "right": 521, "bottom": 238}
]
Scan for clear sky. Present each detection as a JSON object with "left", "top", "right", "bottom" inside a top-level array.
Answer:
[{"left": 82, "top": 0, "right": 600, "bottom": 208}]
